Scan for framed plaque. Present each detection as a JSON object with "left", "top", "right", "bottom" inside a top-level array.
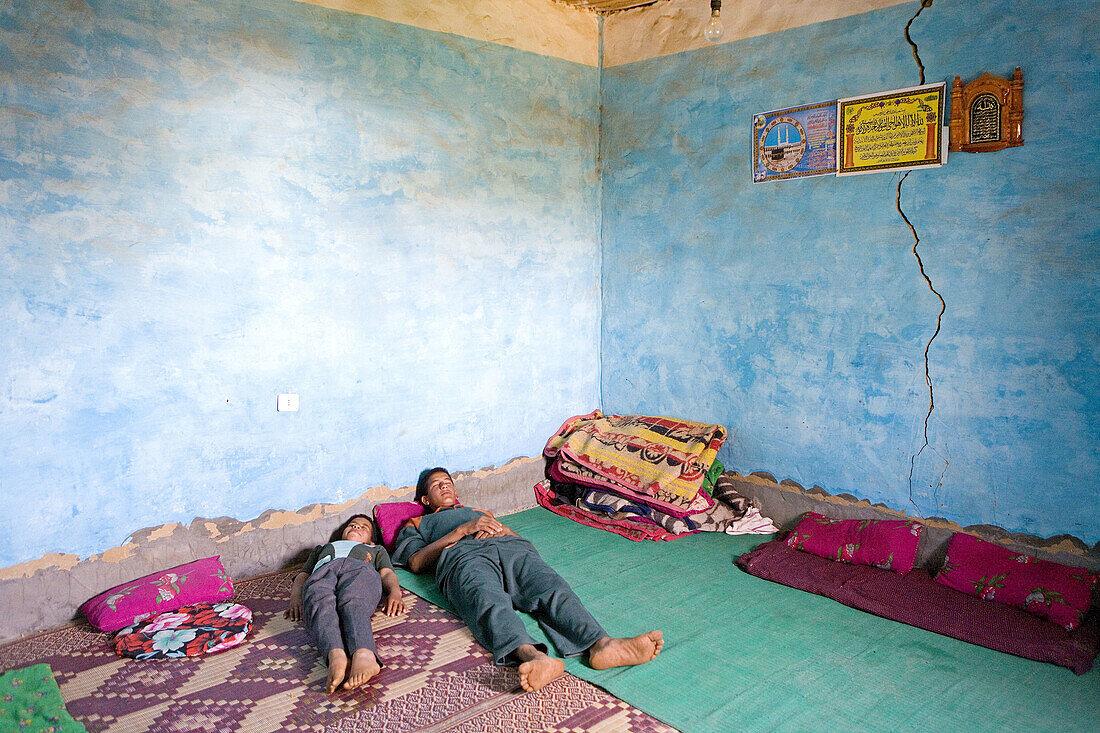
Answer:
[
  {"left": 837, "top": 83, "right": 945, "bottom": 176},
  {"left": 948, "top": 68, "right": 1024, "bottom": 153}
]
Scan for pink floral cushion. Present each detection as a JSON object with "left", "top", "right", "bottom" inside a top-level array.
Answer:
[
  {"left": 374, "top": 502, "right": 424, "bottom": 551},
  {"left": 785, "top": 511, "right": 923, "bottom": 575},
  {"left": 79, "top": 556, "right": 234, "bottom": 633},
  {"left": 112, "top": 602, "right": 252, "bottom": 659},
  {"left": 934, "top": 532, "right": 1097, "bottom": 630}
]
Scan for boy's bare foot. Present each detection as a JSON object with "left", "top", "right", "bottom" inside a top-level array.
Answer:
[
  {"left": 588, "top": 631, "right": 663, "bottom": 670},
  {"left": 518, "top": 652, "right": 565, "bottom": 693},
  {"left": 326, "top": 649, "right": 348, "bottom": 694},
  {"left": 342, "top": 648, "right": 381, "bottom": 690}
]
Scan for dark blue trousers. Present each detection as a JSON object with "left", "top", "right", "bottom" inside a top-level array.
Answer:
[
  {"left": 439, "top": 536, "right": 606, "bottom": 665},
  {"left": 302, "top": 558, "right": 382, "bottom": 662}
]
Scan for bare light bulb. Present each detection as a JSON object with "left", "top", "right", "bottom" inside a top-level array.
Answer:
[{"left": 704, "top": 6, "right": 724, "bottom": 43}]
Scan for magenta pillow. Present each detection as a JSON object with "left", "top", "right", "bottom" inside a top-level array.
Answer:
[
  {"left": 80, "top": 556, "right": 234, "bottom": 633},
  {"left": 374, "top": 502, "right": 424, "bottom": 551},
  {"left": 934, "top": 532, "right": 1097, "bottom": 629},
  {"left": 785, "top": 511, "right": 923, "bottom": 575}
]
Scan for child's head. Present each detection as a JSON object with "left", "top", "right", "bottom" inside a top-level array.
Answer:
[
  {"left": 415, "top": 467, "right": 456, "bottom": 510},
  {"left": 334, "top": 513, "right": 375, "bottom": 544}
]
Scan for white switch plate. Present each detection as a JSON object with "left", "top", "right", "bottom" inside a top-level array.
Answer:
[{"left": 277, "top": 393, "right": 299, "bottom": 412}]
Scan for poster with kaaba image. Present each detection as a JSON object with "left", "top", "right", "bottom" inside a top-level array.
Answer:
[{"left": 752, "top": 100, "right": 838, "bottom": 183}]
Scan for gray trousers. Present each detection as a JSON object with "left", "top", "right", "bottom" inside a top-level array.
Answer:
[
  {"left": 302, "top": 557, "right": 382, "bottom": 663},
  {"left": 439, "top": 536, "right": 606, "bottom": 665}
]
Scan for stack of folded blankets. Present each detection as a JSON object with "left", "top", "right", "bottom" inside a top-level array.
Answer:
[{"left": 538, "top": 410, "right": 777, "bottom": 541}]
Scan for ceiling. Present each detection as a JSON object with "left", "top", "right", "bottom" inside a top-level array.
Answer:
[{"left": 555, "top": 0, "right": 664, "bottom": 12}]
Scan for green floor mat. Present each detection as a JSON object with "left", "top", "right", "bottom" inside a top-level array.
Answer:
[
  {"left": 0, "top": 663, "right": 86, "bottom": 733},
  {"left": 396, "top": 507, "right": 1100, "bottom": 733}
]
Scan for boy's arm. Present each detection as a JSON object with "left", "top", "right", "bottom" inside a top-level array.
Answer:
[
  {"left": 406, "top": 512, "right": 511, "bottom": 573},
  {"left": 379, "top": 567, "right": 407, "bottom": 616},
  {"left": 284, "top": 544, "right": 322, "bottom": 622},
  {"left": 283, "top": 570, "right": 309, "bottom": 622}
]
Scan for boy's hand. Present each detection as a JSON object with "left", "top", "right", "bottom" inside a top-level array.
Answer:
[
  {"left": 462, "top": 514, "right": 506, "bottom": 539},
  {"left": 382, "top": 592, "right": 408, "bottom": 616},
  {"left": 284, "top": 570, "right": 308, "bottom": 622}
]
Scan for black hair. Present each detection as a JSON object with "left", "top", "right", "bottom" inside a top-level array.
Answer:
[
  {"left": 330, "top": 513, "right": 374, "bottom": 543},
  {"left": 415, "top": 467, "right": 451, "bottom": 501}
]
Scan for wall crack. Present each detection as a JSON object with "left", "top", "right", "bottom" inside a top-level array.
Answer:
[
  {"left": 899, "top": 0, "right": 947, "bottom": 515},
  {"left": 903, "top": 0, "right": 934, "bottom": 86}
]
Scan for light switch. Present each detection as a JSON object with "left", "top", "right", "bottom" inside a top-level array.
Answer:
[{"left": 277, "top": 393, "right": 299, "bottom": 412}]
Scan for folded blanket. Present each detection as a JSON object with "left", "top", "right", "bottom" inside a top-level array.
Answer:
[
  {"left": 736, "top": 539, "right": 1100, "bottom": 674},
  {"left": 549, "top": 458, "right": 713, "bottom": 517},
  {"left": 544, "top": 410, "right": 727, "bottom": 517},
  {"left": 534, "top": 480, "right": 684, "bottom": 542},
  {"left": 535, "top": 473, "right": 778, "bottom": 543},
  {"left": 583, "top": 488, "right": 777, "bottom": 537}
]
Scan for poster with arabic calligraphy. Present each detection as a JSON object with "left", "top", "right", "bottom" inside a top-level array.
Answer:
[
  {"left": 837, "top": 83, "right": 945, "bottom": 175},
  {"left": 751, "top": 101, "right": 837, "bottom": 183}
]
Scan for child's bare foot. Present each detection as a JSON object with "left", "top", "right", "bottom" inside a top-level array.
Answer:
[
  {"left": 342, "top": 648, "right": 381, "bottom": 690},
  {"left": 326, "top": 649, "right": 348, "bottom": 694},
  {"left": 518, "top": 652, "right": 565, "bottom": 692},
  {"left": 588, "top": 631, "right": 663, "bottom": 670}
]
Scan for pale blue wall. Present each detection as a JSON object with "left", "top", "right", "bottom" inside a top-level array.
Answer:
[
  {"left": 600, "top": 0, "right": 1099, "bottom": 543},
  {"left": 4, "top": 0, "right": 1096, "bottom": 569},
  {"left": 0, "top": 0, "right": 600, "bottom": 566}
]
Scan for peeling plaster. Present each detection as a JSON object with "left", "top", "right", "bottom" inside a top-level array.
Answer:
[
  {"left": 97, "top": 545, "right": 138, "bottom": 565},
  {"left": 146, "top": 523, "right": 180, "bottom": 541},
  {"left": 0, "top": 553, "right": 82, "bottom": 580},
  {"left": 0, "top": 456, "right": 545, "bottom": 642}
]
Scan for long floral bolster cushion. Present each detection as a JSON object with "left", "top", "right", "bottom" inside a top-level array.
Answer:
[
  {"left": 113, "top": 602, "right": 252, "bottom": 660},
  {"left": 736, "top": 539, "right": 1100, "bottom": 674},
  {"left": 934, "top": 532, "right": 1097, "bottom": 629},
  {"left": 784, "top": 511, "right": 924, "bottom": 575},
  {"left": 80, "top": 556, "right": 234, "bottom": 633}
]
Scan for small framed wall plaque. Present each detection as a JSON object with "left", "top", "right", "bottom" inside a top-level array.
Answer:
[{"left": 948, "top": 67, "right": 1024, "bottom": 153}]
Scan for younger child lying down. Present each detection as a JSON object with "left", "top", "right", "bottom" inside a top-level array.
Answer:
[{"left": 285, "top": 514, "right": 408, "bottom": 693}]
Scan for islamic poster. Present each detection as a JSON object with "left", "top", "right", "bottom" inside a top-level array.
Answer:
[
  {"left": 751, "top": 101, "right": 837, "bottom": 183},
  {"left": 837, "top": 83, "right": 945, "bottom": 175}
]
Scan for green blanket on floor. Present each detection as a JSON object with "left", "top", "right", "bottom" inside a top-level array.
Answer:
[
  {"left": 396, "top": 507, "right": 1100, "bottom": 733},
  {"left": 0, "top": 663, "right": 86, "bottom": 733}
]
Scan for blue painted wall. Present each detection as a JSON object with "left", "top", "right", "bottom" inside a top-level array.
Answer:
[
  {"left": 0, "top": 0, "right": 600, "bottom": 566},
  {"left": 600, "top": 0, "right": 1099, "bottom": 542}
]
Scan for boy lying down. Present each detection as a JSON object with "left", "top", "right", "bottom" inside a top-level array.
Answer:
[
  {"left": 285, "top": 514, "right": 408, "bottom": 693},
  {"left": 392, "top": 467, "right": 663, "bottom": 692}
]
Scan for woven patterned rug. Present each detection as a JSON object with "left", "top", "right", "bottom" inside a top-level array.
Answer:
[{"left": 0, "top": 571, "right": 677, "bottom": 733}]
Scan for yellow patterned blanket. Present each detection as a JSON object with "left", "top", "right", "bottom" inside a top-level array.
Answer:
[{"left": 544, "top": 410, "right": 727, "bottom": 516}]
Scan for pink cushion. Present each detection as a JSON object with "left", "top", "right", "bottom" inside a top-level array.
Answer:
[
  {"left": 785, "top": 511, "right": 923, "bottom": 575},
  {"left": 79, "top": 556, "right": 234, "bottom": 633},
  {"left": 934, "top": 532, "right": 1097, "bottom": 629},
  {"left": 374, "top": 502, "right": 424, "bottom": 551}
]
